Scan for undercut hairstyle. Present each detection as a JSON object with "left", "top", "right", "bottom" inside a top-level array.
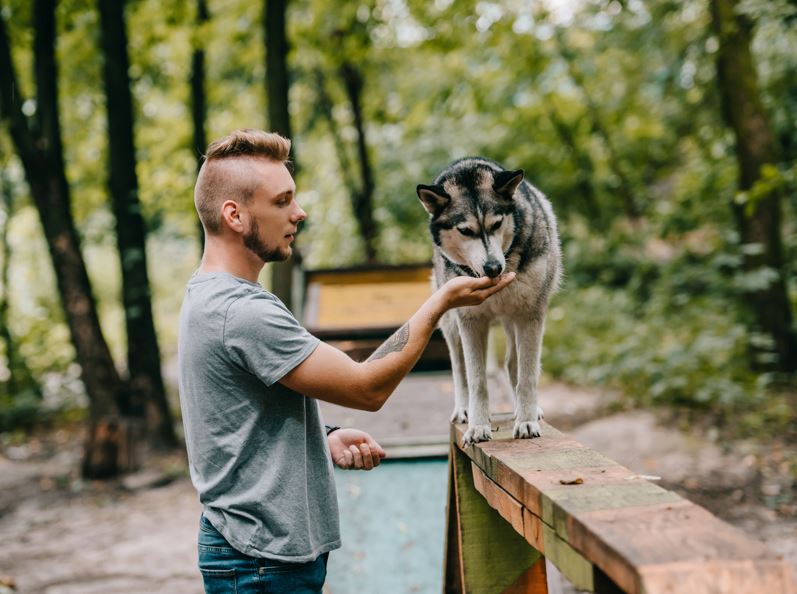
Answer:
[{"left": 194, "top": 129, "right": 292, "bottom": 235}]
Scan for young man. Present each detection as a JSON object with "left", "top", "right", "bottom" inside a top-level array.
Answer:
[{"left": 178, "top": 129, "right": 515, "bottom": 594}]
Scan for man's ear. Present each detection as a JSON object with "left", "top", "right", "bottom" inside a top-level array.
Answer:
[
  {"left": 220, "top": 200, "right": 244, "bottom": 232},
  {"left": 417, "top": 184, "right": 450, "bottom": 217},
  {"left": 493, "top": 169, "right": 524, "bottom": 200}
]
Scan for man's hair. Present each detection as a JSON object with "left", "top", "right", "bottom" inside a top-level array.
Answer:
[{"left": 194, "top": 129, "right": 292, "bottom": 235}]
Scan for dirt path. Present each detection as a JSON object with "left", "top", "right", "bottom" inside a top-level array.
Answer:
[{"left": 0, "top": 378, "right": 794, "bottom": 593}]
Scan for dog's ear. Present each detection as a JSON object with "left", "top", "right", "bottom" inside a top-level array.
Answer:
[
  {"left": 493, "top": 169, "right": 524, "bottom": 200},
  {"left": 417, "top": 184, "right": 450, "bottom": 217}
]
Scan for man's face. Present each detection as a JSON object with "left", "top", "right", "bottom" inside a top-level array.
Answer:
[{"left": 242, "top": 159, "right": 306, "bottom": 263}]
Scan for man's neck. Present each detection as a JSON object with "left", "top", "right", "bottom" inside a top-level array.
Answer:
[{"left": 199, "top": 239, "right": 264, "bottom": 283}]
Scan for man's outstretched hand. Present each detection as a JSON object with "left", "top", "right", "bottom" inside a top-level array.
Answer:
[
  {"left": 440, "top": 272, "right": 516, "bottom": 309},
  {"left": 328, "top": 428, "right": 386, "bottom": 470}
]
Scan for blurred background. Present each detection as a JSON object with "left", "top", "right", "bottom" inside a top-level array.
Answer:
[
  {"left": 0, "top": 0, "right": 795, "bottom": 591},
  {"left": 1, "top": 0, "right": 795, "bottom": 460}
]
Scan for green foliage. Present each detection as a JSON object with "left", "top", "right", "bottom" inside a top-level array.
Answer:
[
  {"left": 544, "top": 217, "right": 795, "bottom": 436},
  {"left": 0, "top": 0, "right": 796, "bottom": 435}
]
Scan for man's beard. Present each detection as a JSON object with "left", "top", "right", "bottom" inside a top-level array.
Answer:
[{"left": 243, "top": 218, "right": 289, "bottom": 263}]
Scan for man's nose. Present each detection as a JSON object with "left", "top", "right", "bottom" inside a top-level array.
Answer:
[{"left": 293, "top": 202, "right": 307, "bottom": 222}]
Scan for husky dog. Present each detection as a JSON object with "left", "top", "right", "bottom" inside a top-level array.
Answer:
[{"left": 417, "top": 158, "right": 562, "bottom": 445}]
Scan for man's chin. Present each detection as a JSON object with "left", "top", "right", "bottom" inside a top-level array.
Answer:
[
  {"left": 264, "top": 247, "right": 291, "bottom": 263},
  {"left": 245, "top": 246, "right": 290, "bottom": 264}
]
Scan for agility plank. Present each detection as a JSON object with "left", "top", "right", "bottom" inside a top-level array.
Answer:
[{"left": 448, "top": 415, "right": 796, "bottom": 594}]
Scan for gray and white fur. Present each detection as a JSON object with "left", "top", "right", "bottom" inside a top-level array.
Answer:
[{"left": 417, "top": 157, "right": 562, "bottom": 445}]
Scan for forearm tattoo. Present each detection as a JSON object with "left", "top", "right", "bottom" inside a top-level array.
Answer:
[{"left": 367, "top": 323, "right": 410, "bottom": 362}]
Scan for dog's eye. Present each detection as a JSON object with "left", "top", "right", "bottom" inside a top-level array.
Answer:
[
  {"left": 489, "top": 219, "right": 503, "bottom": 232},
  {"left": 457, "top": 227, "right": 477, "bottom": 237}
]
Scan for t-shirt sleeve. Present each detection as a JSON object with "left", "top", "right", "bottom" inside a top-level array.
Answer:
[{"left": 223, "top": 291, "right": 320, "bottom": 386}]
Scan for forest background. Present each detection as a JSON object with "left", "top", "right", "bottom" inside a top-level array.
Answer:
[{"left": 0, "top": 0, "right": 795, "bottom": 479}]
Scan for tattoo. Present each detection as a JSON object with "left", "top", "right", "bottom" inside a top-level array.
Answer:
[{"left": 367, "top": 323, "right": 410, "bottom": 362}]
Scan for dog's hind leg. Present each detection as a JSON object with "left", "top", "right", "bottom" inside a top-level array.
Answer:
[
  {"left": 440, "top": 313, "right": 468, "bottom": 424},
  {"left": 459, "top": 316, "right": 492, "bottom": 445},
  {"left": 502, "top": 319, "right": 518, "bottom": 400},
  {"left": 512, "top": 315, "right": 546, "bottom": 438}
]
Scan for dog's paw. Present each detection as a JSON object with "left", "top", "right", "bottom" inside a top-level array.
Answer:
[
  {"left": 450, "top": 407, "right": 468, "bottom": 424},
  {"left": 513, "top": 420, "right": 541, "bottom": 439},
  {"left": 536, "top": 406, "right": 544, "bottom": 420},
  {"left": 462, "top": 424, "right": 492, "bottom": 446}
]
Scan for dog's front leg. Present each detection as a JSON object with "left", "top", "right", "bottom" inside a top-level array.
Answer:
[
  {"left": 440, "top": 312, "right": 468, "bottom": 423},
  {"left": 512, "top": 315, "right": 546, "bottom": 438},
  {"left": 459, "top": 315, "right": 492, "bottom": 445}
]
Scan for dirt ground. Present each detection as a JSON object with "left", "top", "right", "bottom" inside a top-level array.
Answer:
[{"left": 0, "top": 376, "right": 795, "bottom": 593}]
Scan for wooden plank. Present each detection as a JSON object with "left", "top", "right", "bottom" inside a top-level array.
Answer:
[
  {"left": 451, "top": 415, "right": 795, "bottom": 594},
  {"left": 567, "top": 500, "right": 796, "bottom": 594},
  {"left": 541, "top": 524, "right": 594, "bottom": 592},
  {"left": 502, "top": 557, "right": 549, "bottom": 594},
  {"left": 305, "top": 265, "right": 432, "bottom": 286},
  {"left": 303, "top": 265, "right": 434, "bottom": 332},
  {"left": 450, "top": 445, "right": 545, "bottom": 594},
  {"left": 637, "top": 559, "right": 796, "bottom": 594},
  {"left": 471, "top": 461, "right": 525, "bottom": 535},
  {"left": 445, "top": 447, "right": 464, "bottom": 594},
  {"left": 471, "top": 456, "right": 602, "bottom": 593}
]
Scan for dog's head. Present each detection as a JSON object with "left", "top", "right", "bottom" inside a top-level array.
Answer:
[{"left": 417, "top": 161, "right": 523, "bottom": 278}]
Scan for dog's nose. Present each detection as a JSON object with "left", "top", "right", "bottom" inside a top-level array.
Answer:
[{"left": 483, "top": 261, "right": 503, "bottom": 278}]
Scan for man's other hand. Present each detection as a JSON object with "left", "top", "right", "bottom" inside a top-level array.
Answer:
[{"left": 328, "top": 428, "right": 386, "bottom": 470}]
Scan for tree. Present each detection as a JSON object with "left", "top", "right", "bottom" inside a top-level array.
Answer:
[
  {"left": 337, "top": 55, "right": 379, "bottom": 264},
  {"left": 97, "top": 0, "right": 177, "bottom": 447},
  {"left": 264, "top": 0, "right": 297, "bottom": 309},
  {"left": 710, "top": 0, "right": 797, "bottom": 372},
  {"left": 0, "top": 0, "right": 130, "bottom": 476},
  {"left": 190, "top": 0, "right": 209, "bottom": 251}
]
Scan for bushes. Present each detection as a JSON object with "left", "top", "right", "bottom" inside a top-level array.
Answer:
[{"left": 543, "top": 221, "right": 795, "bottom": 438}]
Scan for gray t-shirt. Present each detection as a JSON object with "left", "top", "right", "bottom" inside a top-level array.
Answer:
[{"left": 177, "top": 271, "right": 340, "bottom": 562}]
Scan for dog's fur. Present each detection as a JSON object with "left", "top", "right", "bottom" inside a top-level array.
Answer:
[{"left": 417, "top": 158, "right": 562, "bottom": 445}]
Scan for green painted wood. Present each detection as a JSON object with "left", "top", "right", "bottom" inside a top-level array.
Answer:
[
  {"left": 542, "top": 524, "right": 595, "bottom": 592},
  {"left": 453, "top": 446, "right": 543, "bottom": 594}
]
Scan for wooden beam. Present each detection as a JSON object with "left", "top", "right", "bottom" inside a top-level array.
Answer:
[
  {"left": 446, "top": 445, "right": 547, "bottom": 593},
  {"left": 450, "top": 416, "right": 796, "bottom": 594}
]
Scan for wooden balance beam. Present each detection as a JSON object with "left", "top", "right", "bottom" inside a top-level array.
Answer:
[{"left": 445, "top": 414, "right": 795, "bottom": 594}]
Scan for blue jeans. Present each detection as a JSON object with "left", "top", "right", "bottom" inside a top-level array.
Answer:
[{"left": 198, "top": 514, "right": 328, "bottom": 594}]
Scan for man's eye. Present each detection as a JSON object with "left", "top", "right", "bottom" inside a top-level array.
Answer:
[
  {"left": 457, "top": 227, "right": 477, "bottom": 237},
  {"left": 489, "top": 219, "right": 503, "bottom": 232}
]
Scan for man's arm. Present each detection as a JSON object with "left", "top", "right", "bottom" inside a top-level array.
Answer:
[{"left": 279, "top": 273, "right": 515, "bottom": 411}]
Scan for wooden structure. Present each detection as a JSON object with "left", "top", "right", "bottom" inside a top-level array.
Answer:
[
  {"left": 302, "top": 263, "right": 449, "bottom": 369},
  {"left": 445, "top": 414, "right": 796, "bottom": 594}
]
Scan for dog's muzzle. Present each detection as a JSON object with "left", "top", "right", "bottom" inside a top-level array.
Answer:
[{"left": 483, "top": 260, "right": 503, "bottom": 278}]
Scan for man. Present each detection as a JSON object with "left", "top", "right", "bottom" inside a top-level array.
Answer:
[{"left": 178, "top": 129, "right": 515, "bottom": 594}]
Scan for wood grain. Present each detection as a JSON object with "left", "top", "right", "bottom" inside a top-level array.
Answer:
[{"left": 450, "top": 415, "right": 795, "bottom": 594}]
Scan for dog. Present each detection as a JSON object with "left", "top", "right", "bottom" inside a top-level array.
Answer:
[{"left": 417, "top": 157, "right": 562, "bottom": 445}]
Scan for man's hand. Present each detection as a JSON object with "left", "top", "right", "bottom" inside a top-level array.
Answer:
[
  {"left": 439, "top": 272, "right": 516, "bottom": 309},
  {"left": 328, "top": 428, "right": 386, "bottom": 470}
]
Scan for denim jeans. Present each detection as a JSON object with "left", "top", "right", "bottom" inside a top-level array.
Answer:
[{"left": 198, "top": 514, "right": 328, "bottom": 594}]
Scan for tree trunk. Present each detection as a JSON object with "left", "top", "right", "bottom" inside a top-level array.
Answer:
[
  {"left": 0, "top": 0, "right": 132, "bottom": 477},
  {"left": 264, "top": 0, "right": 295, "bottom": 309},
  {"left": 97, "top": 0, "right": 176, "bottom": 446},
  {"left": 191, "top": 0, "right": 209, "bottom": 254},
  {"left": 339, "top": 61, "right": 379, "bottom": 263},
  {"left": 711, "top": 0, "right": 797, "bottom": 372}
]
